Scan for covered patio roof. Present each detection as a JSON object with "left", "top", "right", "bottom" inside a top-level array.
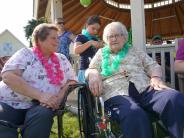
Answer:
[{"left": 36, "top": 0, "right": 184, "bottom": 41}]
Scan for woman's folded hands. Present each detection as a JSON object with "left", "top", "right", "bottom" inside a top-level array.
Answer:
[
  {"left": 39, "top": 80, "right": 77, "bottom": 110},
  {"left": 39, "top": 93, "right": 62, "bottom": 110}
]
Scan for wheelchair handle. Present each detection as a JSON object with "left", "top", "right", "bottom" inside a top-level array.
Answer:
[
  {"left": 99, "top": 97, "right": 105, "bottom": 116},
  {"left": 60, "top": 83, "right": 86, "bottom": 108}
]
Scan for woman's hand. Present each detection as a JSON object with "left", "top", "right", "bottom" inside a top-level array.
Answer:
[
  {"left": 42, "top": 80, "right": 77, "bottom": 110},
  {"left": 88, "top": 69, "right": 103, "bottom": 96},
  {"left": 39, "top": 93, "right": 60, "bottom": 110},
  {"left": 89, "top": 40, "right": 101, "bottom": 49},
  {"left": 98, "top": 41, "right": 104, "bottom": 48},
  {"left": 150, "top": 77, "right": 170, "bottom": 91}
]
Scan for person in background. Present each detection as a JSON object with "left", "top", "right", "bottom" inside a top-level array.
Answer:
[
  {"left": 151, "top": 34, "right": 171, "bottom": 83},
  {"left": 86, "top": 22, "right": 184, "bottom": 138},
  {"left": 151, "top": 34, "right": 163, "bottom": 45},
  {"left": 150, "top": 35, "right": 163, "bottom": 65},
  {"left": 55, "top": 17, "right": 76, "bottom": 61},
  {"left": 174, "top": 38, "right": 184, "bottom": 73},
  {"left": 174, "top": 38, "right": 184, "bottom": 92},
  {"left": 74, "top": 15, "right": 103, "bottom": 83},
  {"left": 0, "top": 23, "right": 77, "bottom": 138}
]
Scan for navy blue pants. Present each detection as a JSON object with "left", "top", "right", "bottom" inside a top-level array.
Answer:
[
  {"left": 0, "top": 103, "right": 54, "bottom": 138},
  {"left": 104, "top": 83, "right": 184, "bottom": 138}
]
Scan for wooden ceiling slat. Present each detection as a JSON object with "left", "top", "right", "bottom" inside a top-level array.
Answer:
[
  {"left": 63, "top": 3, "right": 81, "bottom": 19},
  {"left": 65, "top": 6, "right": 98, "bottom": 31},
  {"left": 110, "top": 0, "right": 162, "bottom": 4},
  {"left": 37, "top": 0, "right": 184, "bottom": 40},
  {"left": 96, "top": 6, "right": 111, "bottom": 36},
  {"left": 179, "top": 6, "right": 184, "bottom": 33},
  {"left": 38, "top": 0, "right": 48, "bottom": 18},
  {"left": 175, "top": 6, "right": 184, "bottom": 35},
  {"left": 146, "top": 11, "right": 154, "bottom": 38},
  {"left": 66, "top": 0, "right": 104, "bottom": 34},
  {"left": 104, "top": 0, "right": 173, "bottom": 4},
  {"left": 63, "top": 0, "right": 77, "bottom": 10}
]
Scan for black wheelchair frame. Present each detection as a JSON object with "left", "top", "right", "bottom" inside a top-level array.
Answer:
[
  {"left": 77, "top": 85, "right": 170, "bottom": 138},
  {"left": 77, "top": 86, "right": 121, "bottom": 138}
]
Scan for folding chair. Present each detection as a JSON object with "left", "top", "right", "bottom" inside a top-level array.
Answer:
[
  {"left": 0, "top": 83, "right": 86, "bottom": 138},
  {"left": 56, "top": 83, "right": 85, "bottom": 138}
]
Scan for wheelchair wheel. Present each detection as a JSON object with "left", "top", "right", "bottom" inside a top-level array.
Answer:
[
  {"left": 78, "top": 87, "right": 96, "bottom": 138},
  {"left": 78, "top": 87, "right": 122, "bottom": 138}
]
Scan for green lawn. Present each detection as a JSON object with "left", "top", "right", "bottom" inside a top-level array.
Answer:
[
  {"left": 48, "top": 111, "right": 169, "bottom": 138},
  {"left": 50, "top": 112, "right": 81, "bottom": 138}
]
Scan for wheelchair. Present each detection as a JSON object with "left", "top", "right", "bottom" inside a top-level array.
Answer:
[{"left": 77, "top": 86, "right": 170, "bottom": 138}]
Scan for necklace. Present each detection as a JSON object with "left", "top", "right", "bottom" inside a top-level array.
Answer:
[
  {"left": 33, "top": 47, "right": 64, "bottom": 85},
  {"left": 82, "top": 29, "right": 99, "bottom": 41},
  {"left": 101, "top": 43, "right": 129, "bottom": 77}
]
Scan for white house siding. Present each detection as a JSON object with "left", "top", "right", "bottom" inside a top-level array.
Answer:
[{"left": 0, "top": 29, "right": 26, "bottom": 57}]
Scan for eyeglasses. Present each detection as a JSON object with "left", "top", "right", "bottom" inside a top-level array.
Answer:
[{"left": 107, "top": 34, "right": 123, "bottom": 40}]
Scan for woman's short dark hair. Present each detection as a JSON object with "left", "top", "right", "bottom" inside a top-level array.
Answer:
[
  {"left": 86, "top": 15, "right": 101, "bottom": 25},
  {"left": 32, "top": 23, "right": 58, "bottom": 45}
]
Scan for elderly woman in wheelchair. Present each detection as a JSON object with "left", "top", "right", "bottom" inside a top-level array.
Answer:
[{"left": 85, "top": 22, "right": 184, "bottom": 138}]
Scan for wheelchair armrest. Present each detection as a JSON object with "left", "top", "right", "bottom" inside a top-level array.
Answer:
[
  {"left": 67, "top": 83, "right": 87, "bottom": 92},
  {"left": 59, "top": 83, "right": 86, "bottom": 109},
  {"left": 0, "top": 120, "right": 19, "bottom": 129},
  {"left": 31, "top": 83, "right": 86, "bottom": 109}
]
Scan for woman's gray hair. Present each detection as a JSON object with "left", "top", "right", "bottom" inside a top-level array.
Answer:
[{"left": 103, "top": 22, "right": 128, "bottom": 43}]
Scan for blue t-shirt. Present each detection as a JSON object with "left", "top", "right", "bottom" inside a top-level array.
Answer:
[
  {"left": 58, "top": 31, "right": 73, "bottom": 60},
  {"left": 75, "top": 34, "right": 98, "bottom": 70}
]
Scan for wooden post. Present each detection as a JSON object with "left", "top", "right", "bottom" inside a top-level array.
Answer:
[
  {"left": 51, "top": 0, "right": 63, "bottom": 23},
  {"left": 130, "top": 0, "right": 146, "bottom": 51}
]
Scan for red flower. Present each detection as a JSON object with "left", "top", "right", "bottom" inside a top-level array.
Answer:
[{"left": 98, "top": 122, "right": 107, "bottom": 130}]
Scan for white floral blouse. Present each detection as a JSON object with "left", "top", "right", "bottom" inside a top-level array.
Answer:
[
  {"left": 0, "top": 48, "right": 77, "bottom": 109},
  {"left": 89, "top": 47, "right": 161, "bottom": 101}
]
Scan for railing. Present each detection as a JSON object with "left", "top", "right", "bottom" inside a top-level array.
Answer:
[
  {"left": 70, "top": 54, "right": 80, "bottom": 74},
  {"left": 146, "top": 44, "right": 176, "bottom": 88}
]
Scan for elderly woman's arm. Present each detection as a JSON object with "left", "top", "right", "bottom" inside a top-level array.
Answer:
[
  {"left": 85, "top": 68, "right": 103, "bottom": 96},
  {"left": 174, "top": 40, "right": 184, "bottom": 73},
  {"left": 149, "top": 66, "right": 170, "bottom": 90},
  {"left": 2, "top": 70, "right": 42, "bottom": 99},
  {"left": 149, "top": 66, "right": 162, "bottom": 78},
  {"left": 174, "top": 60, "right": 184, "bottom": 73},
  {"left": 138, "top": 49, "right": 170, "bottom": 90},
  {"left": 2, "top": 70, "right": 59, "bottom": 109},
  {"left": 85, "top": 49, "right": 103, "bottom": 96}
]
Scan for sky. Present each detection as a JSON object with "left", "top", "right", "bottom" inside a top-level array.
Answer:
[{"left": 0, "top": 0, "right": 33, "bottom": 46}]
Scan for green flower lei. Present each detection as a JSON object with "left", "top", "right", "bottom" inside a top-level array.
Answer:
[{"left": 101, "top": 42, "right": 130, "bottom": 77}]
